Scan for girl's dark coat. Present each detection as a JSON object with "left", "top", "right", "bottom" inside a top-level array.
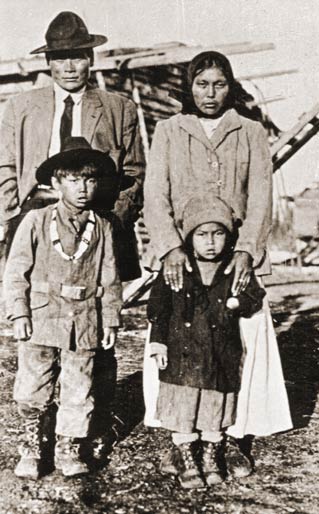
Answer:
[{"left": 147, "top": 263, "right": 265, "bottom": 393}]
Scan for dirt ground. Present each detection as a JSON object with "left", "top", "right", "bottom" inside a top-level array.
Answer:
[{"left": 0, "top": 266, "right": 319, "bottom": 514}]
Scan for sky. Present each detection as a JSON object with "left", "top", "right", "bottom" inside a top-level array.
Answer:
[{"left": 1, "top": 0, "right": 319, "bottom": 195}]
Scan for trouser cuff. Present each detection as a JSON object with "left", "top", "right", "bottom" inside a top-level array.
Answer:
[
  {"left": 201, "top": 430, "right": 223, "bottom": 443},
  {"left": 172, "top": 432, "right": 199, "bottom": 445}
]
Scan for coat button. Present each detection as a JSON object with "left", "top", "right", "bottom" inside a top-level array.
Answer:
[
  {"left": 184, "top": 322, "right": 191, "bottom": 328},
  {"left": 212, "top": 161, "right": 219, "bottom": 169},
  {"left": 218, "top": 298, "right": 222, "bottom": 303},
  {"left": 217, "top": 179, "right": 222, "bottom": 186},
  {"left": 212, "top": 324, "right": 216, "bottom": 329},
  {"left": 68, "top": 311, "right": 74, "bottom": 317}
]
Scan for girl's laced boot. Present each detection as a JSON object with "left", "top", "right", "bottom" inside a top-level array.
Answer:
[
  {"left": 55, "top": 436, "right": 89, "bottom": 477},
  {"left": 177, "top": 442, "right": 205, "bottom": 489},
  {"left": 225, "top": 436, "right": 253, "bottom": 479},
  {"left": 15, "top": 414, "right": 43, "bottom": 480},
  {"left": 202, "top": 441, "right": 224, "bottom": 486}
]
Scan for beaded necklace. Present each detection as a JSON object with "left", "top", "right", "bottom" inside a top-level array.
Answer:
[{"left": 50, "top": 207, "right": 95, "bottom": 261}]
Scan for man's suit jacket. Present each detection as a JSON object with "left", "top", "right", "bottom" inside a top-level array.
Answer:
[{"left": 0, "top": 84, "right": 145, "bottom": 280}]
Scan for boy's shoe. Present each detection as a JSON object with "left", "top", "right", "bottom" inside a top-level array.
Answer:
[
  {"left": 225, "top": 437, "right": 253, "bottom": 479},
  {"left": 202, "top": 441, "right": 224, "bottom": 486},
  {"left": 177, "top": 443, "right": 205, "bottom": 489},
  {"left": 55, "top": 436, "right": 89, "bottom": 477},
  {"left": 15, "top": 416, "right": 43, "bottom": 480}
]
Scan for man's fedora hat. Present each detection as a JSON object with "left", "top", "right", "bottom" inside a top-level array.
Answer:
[
  {"left": 36, "top": 137, "right": 117, "bottom": 186},
  {"left": 30, "top": 11, "right": 107, "bottom": 54}
]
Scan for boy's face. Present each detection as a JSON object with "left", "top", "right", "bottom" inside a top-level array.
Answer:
[
  {"left": 52, "top": 172, "right": 98, "bottom": 210},
  {"left": 192, "top": 222, "right": 227, "bottom": 260}
]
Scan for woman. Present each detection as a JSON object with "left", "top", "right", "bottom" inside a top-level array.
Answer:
[{"left": 143, "top": 51, "right": 292, "bottom": 441}]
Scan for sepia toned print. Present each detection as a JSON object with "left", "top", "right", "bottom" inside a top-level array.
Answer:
[{"left": 0, "top": 1, "right": 318, "bottom": 512}]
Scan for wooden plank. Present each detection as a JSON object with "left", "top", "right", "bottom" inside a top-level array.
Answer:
[
  {"left": 273, "top": 122, "right": 319, "bottom": 170},
  {"left": 271, "top": 103, "right": 319, "bottom": 156},
  {"left": 125, "top": 43, "right": 275, "bottom": 69},
  {"left": 0, "top": 42, "right": 275, "bottom": 77}
]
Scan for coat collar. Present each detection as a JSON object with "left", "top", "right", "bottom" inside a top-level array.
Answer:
[{"left": 178, "top": 108, "right": 242, "bottom": 150}]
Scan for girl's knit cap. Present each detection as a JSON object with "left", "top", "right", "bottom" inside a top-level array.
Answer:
[{"left": 182, "top": 194, "right": 236, "bottom": 238}]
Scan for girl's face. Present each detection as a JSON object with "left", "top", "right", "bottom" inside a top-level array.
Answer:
[
  {"left": 191, "top": 66, "right": 230, "bottom": 116},
  {"left": 192, "top": 222, "right": 227, "bottom": 260}
]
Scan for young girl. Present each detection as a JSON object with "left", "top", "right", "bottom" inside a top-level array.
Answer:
[{"left": 147, "top": 195, "right": 266, "bottom": 489}]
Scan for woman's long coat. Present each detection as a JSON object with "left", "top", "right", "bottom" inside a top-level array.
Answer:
[{"left": 144, "top": 109, "right": 272, "bottom": 272}]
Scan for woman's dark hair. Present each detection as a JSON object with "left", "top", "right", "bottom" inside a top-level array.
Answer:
[{"left": 179, "top": 51, "right": 256, "bottom": 118}]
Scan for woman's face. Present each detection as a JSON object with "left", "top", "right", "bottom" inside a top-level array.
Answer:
[{"left": 191, "top": 66, "right": 230, "bottom": 116}]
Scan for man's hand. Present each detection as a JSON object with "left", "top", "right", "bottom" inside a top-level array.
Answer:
[
  {"left": 154, "top": 354, "right": 168, "bottom": 370},
  {"left": 102, "top": 327, "right": 118, "bottom": 350},
  {"left": 13, "top": 317, "right": 32, "bottom": 341},
  {"left": 163, "top": 247, "right": 192, "bottom": 292},
  {"left": 224, "top": 251, "right": 253, "bottom": 296},
  {"left": 0, "top": 223, "right": 9, "bottom": 243}
]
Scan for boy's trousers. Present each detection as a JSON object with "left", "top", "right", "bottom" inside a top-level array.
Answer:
[{"left": 14, "top": 342, "right": 95, "bottom": 438}]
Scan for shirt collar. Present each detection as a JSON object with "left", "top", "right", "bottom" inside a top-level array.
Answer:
[
  {"left": 56, "top": 199, "right": 90, "bottom": 219},
  {"left": 53, "top": 83, "right": 86, "bottom": 106}
]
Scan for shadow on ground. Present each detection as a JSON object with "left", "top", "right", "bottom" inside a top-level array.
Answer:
[{"left": 274, "top": 309, "right": 319, "bottom": 429}]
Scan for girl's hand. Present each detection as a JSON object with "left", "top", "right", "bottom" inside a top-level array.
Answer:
[
  {"left": 224, "top": 251, "right": 252, "bottom": 296},
  {"left": 102, "top": 327, "right": 118, "bottom": 350},
  {"left": 13, "top": 317, "right": 32, "bottom": 341},
  {"left": 163, "top": 247, "right": 192, "bottom": 292},
  {"left": 154, "top": 354, "right": 168, "bottom": 370}
]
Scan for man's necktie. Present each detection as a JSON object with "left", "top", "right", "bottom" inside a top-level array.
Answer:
[{"left": 60, "top": 95, "right": 74, "bottom": 150}]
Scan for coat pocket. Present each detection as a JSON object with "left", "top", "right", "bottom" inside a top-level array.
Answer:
[{"left": 30, "top": 291, "right": 49, "bottom": 310}]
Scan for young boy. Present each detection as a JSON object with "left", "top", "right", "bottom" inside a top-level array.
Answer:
[
  {"left": 3, "top": 137, "right": 122, "bottom": 479},
  {"left": 147, "top": 194, "right": 266, "bottom": 489}
]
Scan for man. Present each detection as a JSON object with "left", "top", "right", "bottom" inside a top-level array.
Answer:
[
  {"left": 0, "top": 11, "right": 145, "bottom": 281},
  {"left": 0, "top": 10, "right": 145, "bottom": 461}
]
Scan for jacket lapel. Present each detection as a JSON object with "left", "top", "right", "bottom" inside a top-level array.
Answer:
[
  {"left": 178, "top": 114, "right": 212, "bottom": 150},
  {"left": 82, "top": 88, "right": 103, "bottom": 144},
  {"left": 209, "top": 109, "right": 242, "bottom": 150},
  {"left": 178, "top": 109, "right": 242, "bottom": 151},
  {"left": 32, "top": 87, "right": 55, "bottom": 158}
]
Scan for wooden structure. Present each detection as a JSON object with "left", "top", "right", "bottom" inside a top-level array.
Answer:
[{"left": 1, "top": 40, "right": 316, "bottom": 305}]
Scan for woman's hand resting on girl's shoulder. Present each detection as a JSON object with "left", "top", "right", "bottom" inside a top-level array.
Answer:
[
  {"left": 163, "top": 247, "right": 192, "bottom": 292},
  {"left": 224, "top": 251, "right": 252, "bottom": 296}
]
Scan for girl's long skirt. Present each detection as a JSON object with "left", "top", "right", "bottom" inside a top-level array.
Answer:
[{"left": 143, "top": 296, "right": 293, "bottom": 436}]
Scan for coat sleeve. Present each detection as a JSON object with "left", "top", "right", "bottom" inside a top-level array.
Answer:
[
  {"left": 234, "top": 122, "right": 272, "bottom": 267},
  {"left": 0, "top": 98, "right": 21, "bottom": 224},
  {"left": 113, "top": 100, "right": 145, "bottom": 226},
  {"left": 147, "top": 268, "right": 173, "bottom": 346},
  {"left": 3, "top": 211, "right": 37, "bottom": 320},
  {"left": 235, "top": 273, "right": 266, "bottom": 318},
  {"left": 100, "top": 220, "right": 123, "bottom": 327},
  {"left": 143, "top": 121, "right": 184, "bottom": 260}
]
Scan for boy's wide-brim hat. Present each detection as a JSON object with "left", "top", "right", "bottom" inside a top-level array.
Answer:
[
  {"left": 36, "top": 137, "right": 118, "bottom": 187},
  {"left": 30, "top": 11, "right": 107, "bottom": 54},
  {"left": 182, "top": 194, "right": 236, "bottom": 238}
]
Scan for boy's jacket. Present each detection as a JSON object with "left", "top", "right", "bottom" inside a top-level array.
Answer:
[
  {"left": 147, "top": 262, "right": 265, "bottom": 392},
  {"left": 3, "top": 201, "right": 122, "bottom": 350}
]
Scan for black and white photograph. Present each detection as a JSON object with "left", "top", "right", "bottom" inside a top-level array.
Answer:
[{"left": 0, "top": 1, "right": 318, "bottom": 512}]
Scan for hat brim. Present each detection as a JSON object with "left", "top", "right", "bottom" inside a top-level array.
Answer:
[
  {"left": 30, "top": 34, "right": 107, "bottom": 54},
  {"left": 36, "top": 148, "right": 116, "bottom": 185}
]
